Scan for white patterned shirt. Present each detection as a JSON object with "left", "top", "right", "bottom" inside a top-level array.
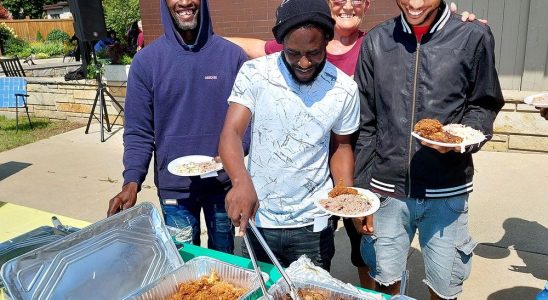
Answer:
[{"left": 228, "top": 52, "right": 360, "bottom": 228}]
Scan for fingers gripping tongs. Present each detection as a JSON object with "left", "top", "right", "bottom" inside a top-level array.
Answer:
[{"left": 243, "top": 220, "right": 302, "bottom": 300}]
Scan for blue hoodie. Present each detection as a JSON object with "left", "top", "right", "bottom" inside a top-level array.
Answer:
[{"left": 122, "top": 0, "right": 247, "bottom": 199}]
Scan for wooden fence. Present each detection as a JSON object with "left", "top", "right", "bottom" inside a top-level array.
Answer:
[{"left": 1, "top": 19, "right": 74, "bottom": 41}]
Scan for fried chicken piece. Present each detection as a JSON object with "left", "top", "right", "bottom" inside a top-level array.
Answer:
[
  {"left": 414, "top": 118, "right": 463, "bottom": 144},
  {"left": 169, "top": 270, "right": 246, "bottom": 300},
  {"left": 328, "top": 180, "right": 358, "bottom": 198},
  {"left": 414, "top": 119, "right": 443, "bottom": 137},
  {"left": 426, "top": 131, "right": 463, "bottom": 144}
]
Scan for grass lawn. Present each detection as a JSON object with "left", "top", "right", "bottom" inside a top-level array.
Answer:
[{"left": 0, "top": 116, "right": 83, "bottom": 152}]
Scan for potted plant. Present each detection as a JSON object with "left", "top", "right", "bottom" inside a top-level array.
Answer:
[{"left": 100, "top": 43, "right": 134, "bottom": 82}]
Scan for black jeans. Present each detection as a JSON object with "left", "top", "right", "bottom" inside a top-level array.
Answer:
[{"left": 241, "top": 221, "right": 335, "bottom": 271}]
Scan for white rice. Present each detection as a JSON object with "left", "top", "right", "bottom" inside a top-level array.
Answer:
[{"left": 319, "top": 194, "right": 372, "bottom": 215}]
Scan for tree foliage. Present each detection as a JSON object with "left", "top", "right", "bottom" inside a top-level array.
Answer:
[
  {"left": 103, "top": 0, "right": 141, "bottom": 41},
  {"left": 3, "top": 0, "right": 56, "bottom": 19}
]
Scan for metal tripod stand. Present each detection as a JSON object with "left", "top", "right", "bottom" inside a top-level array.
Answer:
[{"left": 84, "top": 44, "right": 124, "bottom": 142}]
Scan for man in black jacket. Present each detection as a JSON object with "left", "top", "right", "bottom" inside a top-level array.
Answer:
[{"left": 352, "top": 0, "right": 504, "bottom": 299}]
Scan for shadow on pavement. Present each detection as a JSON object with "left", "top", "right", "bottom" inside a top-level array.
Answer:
[
  {"left": 0, "top": 161, "right": 32, "bottom": 181},
  {"left": 487, "top": 286, "right": 539, "bottom": 300},
  {"left": 211, "top": 218, "right": 548, "bottom": 300},
  {"left": 475, "top": 217, "right": 548, "bottom": 280}
]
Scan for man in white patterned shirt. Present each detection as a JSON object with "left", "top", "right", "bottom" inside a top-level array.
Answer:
[{"left": 219, "top": 0, "right": 360, "bottom": 270}]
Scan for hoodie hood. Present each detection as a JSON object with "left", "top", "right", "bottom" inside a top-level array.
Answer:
[{"left": 160, "top": 0, "right": 213, "bottom": 51}]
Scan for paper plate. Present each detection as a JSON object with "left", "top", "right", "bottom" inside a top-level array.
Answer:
[
  {"left": 315, "top": 187, "right": 380, "bottom": 218},
  {"left": 167, "top": 155, "right": 223, "bottom": 177},
  {"left": 524, "top": 92, "right": 548, "bottom": 108}
]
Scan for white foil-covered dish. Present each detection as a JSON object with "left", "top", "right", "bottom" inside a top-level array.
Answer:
[{"left": 262, "top": 256, "right": 383, "bottom": 300}]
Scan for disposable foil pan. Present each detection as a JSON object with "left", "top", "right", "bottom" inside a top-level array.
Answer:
[
  {"left": 0, "top": 202, "right": 183, "bottom": 300},
  {"left": 264, "top": 279, "right": 381, "bottom": 300},
  {"left": 0, "top": 225, "right": 78, "bottom": 298},
  {"left": 0, "top": 226, "right": 77, "bottom": 266},
  {"left": 124, "top": 256, "right": 267, "bottom": 300}
]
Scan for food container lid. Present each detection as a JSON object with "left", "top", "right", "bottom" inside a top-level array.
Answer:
[{"left": 1, "top": 202, "right": 183, "bottom": 300}]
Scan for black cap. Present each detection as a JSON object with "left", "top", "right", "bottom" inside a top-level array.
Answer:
[{"left": 272, "top": 0, "right": 335, "bottom": 44}]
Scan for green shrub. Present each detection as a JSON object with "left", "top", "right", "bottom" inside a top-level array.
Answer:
[
  {"left": 63, "top": 43, "right": 74, "bottom": 55},
  {"left": 103, "top": 0, "right": 141, "bottom": 41},
  {"left": 120, "top": 54, "right": 133, "bottom": 65},
  {"left": 35, "top": 52, "right": 49, "bottom": 59},
  {"left": 36, "top": 31, "right": 44, "bottom": 42},
  {"left": 46, "top": 29, "right": 70, "bottom": 43},
  {"left": 30, "top": 41, "right": 66, "bottom": 57},
  {"left": 86, "top": 63, "right": 104, "bottom": 80},
  {"left": 0, "top": 22, "right": 16, "bottom": 41},
  {"left": 4, "top": 37, "right": 29, "bottom": 56}
]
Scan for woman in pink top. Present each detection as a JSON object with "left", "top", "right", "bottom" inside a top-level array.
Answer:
[{"left": 136, "top": 20, "right": 145, "bottom": 51}]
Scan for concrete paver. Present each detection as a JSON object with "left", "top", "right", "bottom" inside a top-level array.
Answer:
[{"left": 0, "top": 125, "right": 547, "bottom": 299}]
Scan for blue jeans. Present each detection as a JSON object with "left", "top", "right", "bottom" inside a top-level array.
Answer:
[
  {"left": 241, "top": 221, "right": 336, "bottom": 271},
  {"left": 360, "top": 194, "right": 476, "bottom": 299},
  {"left": 160, "top": 192, "right": 235, "bottom": 254}
]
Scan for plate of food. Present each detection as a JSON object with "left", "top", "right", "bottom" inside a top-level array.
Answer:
[
  {"left": 412, "top": 119, "right": 486, "bottom": 151},
  {"left": 315, "top": 181, "right": 380, "bottom": 218},
  {"left": 167, "top": 155, "right": 223, "bottom": 177},
  {"left": 524, "top": 92, "right": 548, "bottom": 108}
]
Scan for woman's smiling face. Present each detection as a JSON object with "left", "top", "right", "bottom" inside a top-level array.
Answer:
[{"left": 329, "top": 0, "right": 370, "bottom": 35}]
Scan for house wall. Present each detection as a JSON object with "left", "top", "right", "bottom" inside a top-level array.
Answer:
[{"left": 45, "top": 7, "right": 72, "bottom": 20}]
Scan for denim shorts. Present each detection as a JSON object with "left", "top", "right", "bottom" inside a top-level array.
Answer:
[
  {"left": 360, "top": 194, "right": 477, "bottom": 299},
  {"left": 161, "top": 192, "right": 235, "bottom": 254},
  {"left": 241, "top": 221, "right": 336, "bottom": 271}
]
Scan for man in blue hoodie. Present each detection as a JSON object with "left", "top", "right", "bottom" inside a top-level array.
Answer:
[{"left": 107, "top": 0, "right": 248, "bottom": 254}]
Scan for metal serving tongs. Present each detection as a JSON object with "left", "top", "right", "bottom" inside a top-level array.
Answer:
[
  {"left": 243, "top": 234, "right": 273, "bottom": 300},
  {"left": 246, "top": 220, "right": 302, "bottom": 300}
]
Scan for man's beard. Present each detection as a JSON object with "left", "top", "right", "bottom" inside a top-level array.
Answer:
[
  {"left": 171, "top": 9, "right": 199, "bottom": 31},
  {"left": 281, "top": 53, "right": 326, "bottom": 84}
]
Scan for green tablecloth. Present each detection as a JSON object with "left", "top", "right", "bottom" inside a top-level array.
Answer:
[{"left": 179, "top": 243, "right": 390, "bottom": 299}]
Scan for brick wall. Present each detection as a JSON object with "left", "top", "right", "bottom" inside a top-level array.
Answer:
[{"left": 138, "top": 0, "right": 400, "bottom": 45}]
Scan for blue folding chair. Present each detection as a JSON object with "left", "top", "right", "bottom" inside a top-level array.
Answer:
[{"left": 0, "top": 77, "right": 33, "bottom": 132}]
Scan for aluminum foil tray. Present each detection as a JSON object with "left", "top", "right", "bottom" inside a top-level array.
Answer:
[
  {"left": 0, "top": 226, "right": 76, "bottom": 267},
  {"left": 124, "top": 256, "right": 266, "bottom": 300},
  {"left": 265, "top": 279, "right": 380, "bottom": 300},
  {"left": 1, "top": 202, "right": 183, "bottom": 300},
  {"left": 0, "top": 225, "right": 78, "bottom": 298}
]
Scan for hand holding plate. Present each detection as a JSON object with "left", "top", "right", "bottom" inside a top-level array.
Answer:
[
  {"left": 539, "top": 108, "right": 548, "bottom": 120},
  {"left": 352, "top": 215, "right": 375, "bottom": 235},
  {"left": 420, "top": 140, "right": 461, "bottom": 153}
]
